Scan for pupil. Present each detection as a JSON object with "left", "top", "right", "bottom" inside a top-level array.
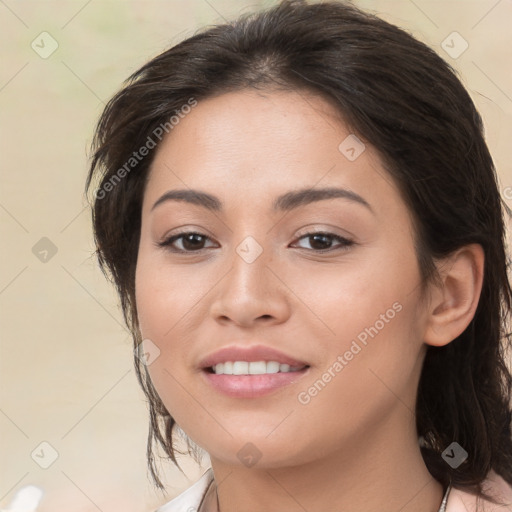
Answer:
[
  {"left": 184, "top": 234, "right": 204, "bottom": 250},
  {"left": 310, "top": 234, "right": 330, "bottom": 250}
]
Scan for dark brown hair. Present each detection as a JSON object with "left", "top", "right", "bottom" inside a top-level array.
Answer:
[{"left": 85, "top": 0, "right": 512, "bottom": 505}]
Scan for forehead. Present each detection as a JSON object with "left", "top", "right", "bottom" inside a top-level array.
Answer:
[
  {"left": 151, "top": 89, "right": 346, "bottom": 167},
  {"left": 143, "top": 88, "right": 400, "bottom": 217}
]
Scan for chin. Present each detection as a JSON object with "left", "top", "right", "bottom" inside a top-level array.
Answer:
[{"left": 202, "top": 435, "right": 309, "bottom": 470}]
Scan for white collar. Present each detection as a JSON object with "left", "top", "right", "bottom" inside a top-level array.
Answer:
[{"left": 155, "top": 468, "right": 512, "bottom": 512}]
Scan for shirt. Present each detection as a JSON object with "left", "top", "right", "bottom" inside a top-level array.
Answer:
[{"left": 154, "top": 468, "right": 512, "bottom": 512}]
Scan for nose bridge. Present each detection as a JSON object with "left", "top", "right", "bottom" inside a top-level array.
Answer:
[
  {"left": 210, "top": 228, "right": 287, "bottom": 325},
  {"left": 228, "top": 232, "right": 272, "bottom": 298}
]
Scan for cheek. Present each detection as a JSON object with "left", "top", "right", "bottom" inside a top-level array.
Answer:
[
  {"left": 288, "top": 251, "right": 418, "bottom": 349},
  {"left": 135, "top": 249, "right": 206, "bottom": 340},
  {"left": 294, "top": 247, "right": 424, "bottom": 404},
  {"left": 134, "top": 257, "right": 195, "bottom": 422},
  {"left": 291, "top": 299, "right": 422, "bottom": 459},
  {"left": 134, "top": 249, "right": 215, "bottom": 390}
]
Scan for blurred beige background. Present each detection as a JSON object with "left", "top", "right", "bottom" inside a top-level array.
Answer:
[{"left": 1, "top": 0, "right": 511, "bottom": 511}]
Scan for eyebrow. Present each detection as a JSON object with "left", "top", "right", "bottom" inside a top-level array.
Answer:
[{"left": 150, "top": 186, "right": 374, "bottom": 214}]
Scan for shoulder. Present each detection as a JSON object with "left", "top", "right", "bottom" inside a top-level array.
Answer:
[
  {"left": 154, "top": 468, "right": 214, "bottom": 512},
  {"left": 446, "top": 470, "right": 512, "bottom": 512}
]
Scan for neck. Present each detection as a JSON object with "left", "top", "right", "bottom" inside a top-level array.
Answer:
[{"left": 207, "top": 413, "right": 444, "bottom": 512}]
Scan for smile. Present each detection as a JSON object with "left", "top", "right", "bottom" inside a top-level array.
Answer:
[
  {"left": 202, "top": 364, "right": 310, "bottom": 398},
  {"left": 208, "top": 361, "right": 308, "bottom": 375}
]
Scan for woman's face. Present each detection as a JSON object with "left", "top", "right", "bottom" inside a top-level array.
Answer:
[{"left": 135, "top": 88, "right": 431, "bottom": 468}]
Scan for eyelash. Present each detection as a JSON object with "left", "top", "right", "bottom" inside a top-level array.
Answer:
[{"left": 157, "top": 231, "right": 355, "bottom": 254}]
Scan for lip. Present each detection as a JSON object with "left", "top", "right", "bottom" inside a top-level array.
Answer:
[
  {"left": 202, "top": 367, "right": 311, "bottom": 398},
  {"left": 198, "top": 344, "right": 309, "bottom": 369},
  {"left": 199, "top": 344, "right": 310, "bottom": 398}
]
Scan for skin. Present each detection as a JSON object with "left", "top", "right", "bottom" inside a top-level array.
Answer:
[{"left": 135, "top": 88, "right": 484, "bottom": 512}]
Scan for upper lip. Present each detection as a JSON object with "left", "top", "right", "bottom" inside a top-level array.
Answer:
[{"left": 199, "top": 344, "right": 309, "bottom": 369}]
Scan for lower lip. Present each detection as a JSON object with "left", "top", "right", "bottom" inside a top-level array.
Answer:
[{"left": 202, "top": 367, "right": 310, "bottom": 398}]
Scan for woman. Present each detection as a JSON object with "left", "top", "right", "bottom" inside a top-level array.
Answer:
[{"left": 85, "top": 1, "right": 512, "bottom": 511}]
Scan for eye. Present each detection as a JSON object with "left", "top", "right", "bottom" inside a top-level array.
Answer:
[
  {"left": 292, "top": 232, "right": 355, "bottom": 252},
  {"left": 157, "top": 231, "right": 215, "bottom": 253},
  {"left": 157, "top": 230, "right": 355, "bottom": 254}
]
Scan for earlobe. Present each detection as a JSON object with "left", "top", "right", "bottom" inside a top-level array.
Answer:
[{"left": 423, "top": 244, "right": 485, "bottom": 347}]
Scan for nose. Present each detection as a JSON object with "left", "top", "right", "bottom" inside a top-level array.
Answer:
[{"left": 209, "top": 239, "right": 291, "bottom": 328}]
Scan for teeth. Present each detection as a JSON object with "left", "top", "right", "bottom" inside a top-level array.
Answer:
[
  {"left": 233, "top": 361, "right": 249, "bottom": 375},
  {"left": 212, "top": 361, "right": 304, "bottom": 375}
]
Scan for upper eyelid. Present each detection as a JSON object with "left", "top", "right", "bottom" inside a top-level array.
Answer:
[{"left": 161, "top": 230, "right": 350, "bottom": 242}]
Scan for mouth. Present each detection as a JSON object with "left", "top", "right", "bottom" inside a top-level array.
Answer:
[
  {"left": 204, "top": 361, "right": 310, "bottom": 375},
  {"left": 201, "top": 358, "right": 310, "bottom": 397},
  {"left": 199, "top": 344, "right": 311, "bottom": 397}
]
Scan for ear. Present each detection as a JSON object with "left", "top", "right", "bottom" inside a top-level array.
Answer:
[{"left": 423, "top": 244, "right": 485, "bottom": 347}]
